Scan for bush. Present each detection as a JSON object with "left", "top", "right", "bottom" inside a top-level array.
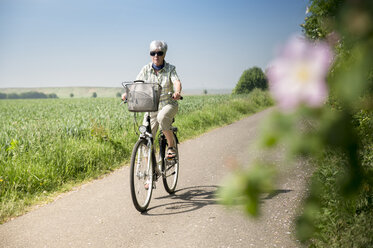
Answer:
[
  {"left": 7, "top": 93, "right": 20, "bottom": 99},
  {"left": 48, "top": 93, "right": 58, "bottom": 99},
  {"left": 233, "top": 67, "right": 268, "bottom": 94}
]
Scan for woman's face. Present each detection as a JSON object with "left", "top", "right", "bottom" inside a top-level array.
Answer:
[{"left": 150, "top": 50, "right": 165, "bottom": 67}]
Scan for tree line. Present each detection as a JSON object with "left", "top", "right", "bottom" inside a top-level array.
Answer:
[{"left": 0, "top": 91, "right": 58, "bottom": 99}]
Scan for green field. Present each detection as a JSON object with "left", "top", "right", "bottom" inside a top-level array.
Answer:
[{"left": 0, "top": 90, "right": 273, "bottom": 223}]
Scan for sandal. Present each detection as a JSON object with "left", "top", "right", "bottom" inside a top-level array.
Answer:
[{"left": 167, "top": 147, "right": 176, "bottom": 158}]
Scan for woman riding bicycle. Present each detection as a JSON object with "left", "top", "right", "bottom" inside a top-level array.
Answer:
[{"left": 122, "top": 40, "right": 182, "bottom": 158}]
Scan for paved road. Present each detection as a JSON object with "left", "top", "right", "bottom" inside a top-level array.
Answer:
[{"left": 0, "top": 108, "right": 310, "bottom": 248}]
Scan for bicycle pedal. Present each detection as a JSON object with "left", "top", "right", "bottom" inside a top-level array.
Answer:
[
  {"left": 155, "top": 166, "right": 162, "bottom": 178},
  {"left": 154, "top": 174, "right": 160, "bottom": 181}
]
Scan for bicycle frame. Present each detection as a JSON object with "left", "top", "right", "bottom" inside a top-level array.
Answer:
[{"left": 139, "top": 113, "right": 157, "bottom": 179}]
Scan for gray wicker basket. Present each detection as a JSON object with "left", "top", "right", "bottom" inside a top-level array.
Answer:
[{"left": 124, "top": 81, "right": 162, "bottom": 112}]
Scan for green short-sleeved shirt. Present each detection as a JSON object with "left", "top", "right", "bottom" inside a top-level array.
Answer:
[{"left": 136, "top": 61, "right": 180, "bottom": 109}]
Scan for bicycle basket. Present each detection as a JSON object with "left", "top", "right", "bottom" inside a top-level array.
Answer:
[{"left": 124, "top": 81, "right": 162, "bottom": 112}]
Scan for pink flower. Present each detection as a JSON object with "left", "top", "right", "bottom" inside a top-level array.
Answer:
[{"left": 266, "top": 36, "right": 333, "bottom": 111}]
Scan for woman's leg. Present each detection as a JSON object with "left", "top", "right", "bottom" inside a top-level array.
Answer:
[
  {"left": 163, "top": 129, "right": 175, "bottom": 148},
  {"left": 157, "top": 104, "right": 178, "bottom": 148},
  {"left": 144, "top": 112, "right": 159, "bottom": 139}
]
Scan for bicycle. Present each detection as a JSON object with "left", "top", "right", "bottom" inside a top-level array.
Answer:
[{"left": 122, "top": 81, "right": 182, "bottom": 212}]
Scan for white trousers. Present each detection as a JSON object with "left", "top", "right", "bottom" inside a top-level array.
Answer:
[{"left": 143, "top": 104, "right": 178, "bottom": 138}]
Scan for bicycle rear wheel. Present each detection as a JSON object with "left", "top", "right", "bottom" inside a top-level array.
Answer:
[
  {"left": 162, "top": 133, "right": 179, "bottom": 194},
  {"left": 130, "top": 138, "right": 153, "bottom": 212}
]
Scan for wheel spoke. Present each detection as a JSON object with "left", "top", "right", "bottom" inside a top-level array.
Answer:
[
  {"left": 162, "top": 134, "right": 179, "bottom": 193},
  {"left": 130, "top": 139, "right": 153, "bottom": 212}
]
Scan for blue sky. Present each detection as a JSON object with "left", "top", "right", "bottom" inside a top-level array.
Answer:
[{"left": 0, "top": 0, "right": 308, "bottom": 90}]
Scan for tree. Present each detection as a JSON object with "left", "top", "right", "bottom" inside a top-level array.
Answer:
[
  {"left": 203, "top": 89, "right": 208, "bottom": 95},
  {"left": 70, "top": 93, "right": 74, "bottom": 98},
  {"left": 48, "top": 93, "right": 58, "bottom": 98},
  {"left": 7, "top": 93, "right": 19, "bottom": 99},
  {"left": 233, "top": 67, "right": 267, "bottom": 94},
  {"left": 0, "top": 91, "right": 58, "bottom": 99},
  {"left": 92, "top": 92, "right": 97, "bottom": 98},
  {"left": 116, "top": 92, "right": 122, "bottom": 98}
]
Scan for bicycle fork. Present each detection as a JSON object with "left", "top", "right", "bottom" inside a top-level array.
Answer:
[{"left": 135, "top": 138, "right": 153, "bottom": 180}]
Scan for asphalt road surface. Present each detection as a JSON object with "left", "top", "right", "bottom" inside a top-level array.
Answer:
[{"left": 0, "top": 108, "right": 311, "bottom": 248}]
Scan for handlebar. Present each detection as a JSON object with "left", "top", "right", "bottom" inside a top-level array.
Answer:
[
  {"left": 121, "top": 92, "right": 182, "bottom": 103},
  {"left": 161, "top": 92, "right": 183, "bottom": 100}
]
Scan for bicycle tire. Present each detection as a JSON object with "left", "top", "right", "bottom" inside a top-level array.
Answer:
[
  {"left": 130, "top": 138, "right": 153, "bottom": 212},
  {"left": 162, "top": 133, "right": 179, "bottom": 193}
]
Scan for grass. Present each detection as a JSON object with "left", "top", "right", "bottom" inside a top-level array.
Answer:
[
  {"left": 307, "top": 151, "right": 373, "bottom": 247},
  {"left": 0, "top": 89, "right": 273, "bottom": 223},
  {"left": 305, "top": 108, "right": 373, "bottom": 247}
]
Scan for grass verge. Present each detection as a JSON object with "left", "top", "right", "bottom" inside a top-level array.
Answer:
[{"left": 306, "top": 108, "right": 373, "bottom": 247}]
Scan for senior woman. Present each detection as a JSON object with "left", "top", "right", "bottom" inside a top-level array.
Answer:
[{"left": 123, "top": 40, "right": 182, "bottom": 158}]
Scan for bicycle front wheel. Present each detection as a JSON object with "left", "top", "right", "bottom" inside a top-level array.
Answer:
[
  {"left": 162, "top": 133, "right": 179, "bottom": 194},
  {"left": 130, "top": 138, "right": 153, "bottom": 212}
]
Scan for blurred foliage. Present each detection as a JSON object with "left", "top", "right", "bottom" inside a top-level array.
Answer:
[
  {"left": 299, "top": 0, "right": 373, "bottom": 245},
  {"left": 218, "top": 163, "right": 276, "bottom": 216},
  {"left": 301, "top": 0, "right": 344, "bottom": 40},
  {"left": 220, "top": 0, "right": 373, "bottom": 246},
  {"left": 232, "top": 66, "right": 268, "bottom": 94}
]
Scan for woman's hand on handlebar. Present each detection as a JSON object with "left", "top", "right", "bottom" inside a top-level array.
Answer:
[
  {"left": 172, "top": 92, "right": 182, "bottom": 100},
  {"left": 121, "top": 93, "right": 127, "bottom": 102}
]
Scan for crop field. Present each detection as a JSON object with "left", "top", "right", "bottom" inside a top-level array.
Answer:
[{"left": 0, "top": 90, "right": 273, "bottom": 222}]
